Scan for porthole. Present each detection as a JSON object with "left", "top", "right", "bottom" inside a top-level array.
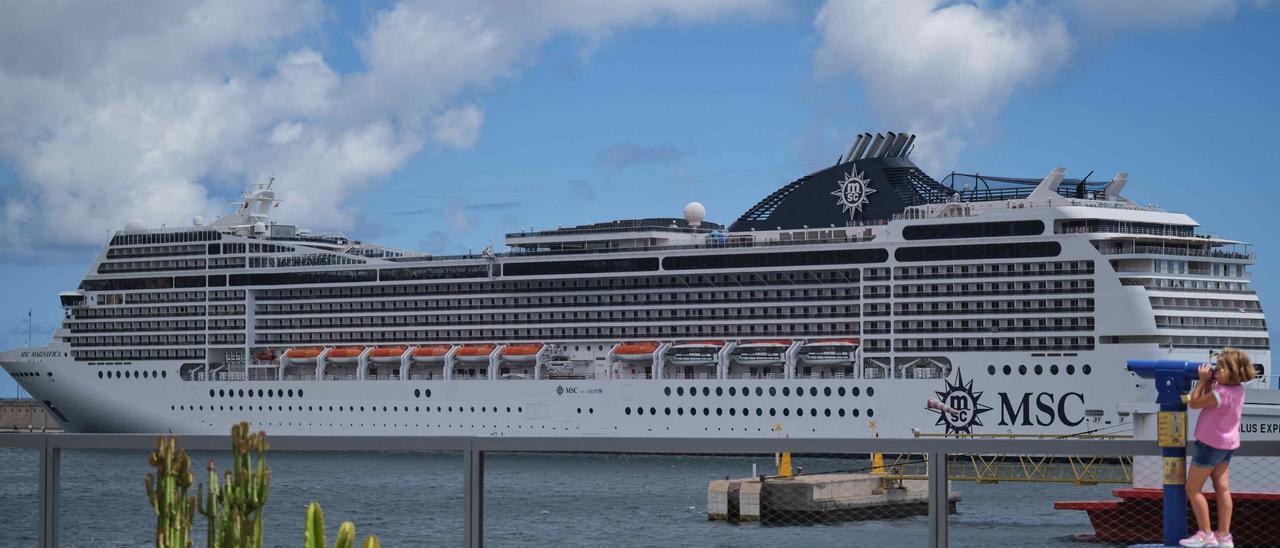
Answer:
[
  {"left": 716, "top": 408, "right": 723, "bottom": 416},
  {"left": 1002, "top": 365, "right": 1012, "bottom": 375},
  {"left": 852, "top": 409, "right": 860, "bottom": 417},
  {"left": 729, "top": 408, "right": 736, "bottom": 416},
  {"left": 424, "top": 389, "right": 430, "bottom": 398},
  {"left": 867, "top": 387, "right": 875, "bottom": 397},
  {"left": 415, "top": 389, "right": 421, "bottom": 398},
  {"left": 664, "top": 407, "right": 671, "bottom": 415},
  {"left": 756, "top": 387, "right": 764, "bottom": 396},
  {"left": 209, "top": 389, "right": 215, "bottom": 397},
  {"left": 741, "top": 387, "right": 749, "bottom": 398},
  {"left": 577, "top": 408, "right": 582, "bottom": 414},
  {"left": 625, "top": 407, "right": 632, "bottom": 415},
  {"left": 702, "top": 387, "right": 710, "bottom": 396},
  {"left": 219, "top": 390, "right": 225, "bottom": 398},
  {"left": 1083, "top": 364, "right": 1092, "bottom": 375},
  {"left": 98, "top": 371, "right": 103, "bottom": 379},
  {"left": 677, "top": 387, "right": 685, "bottom": 396},
  {"left": 782, "top": 387, "right": 791, "bottom": 397},
  {"left": 782, "top": 408, "right": 790, "bottom": 417},
  {"left": 1050, "top": 365, "right": 1059, "bottom": 375},
  {"left": 824, "top": 409, "right": 831, "bottom": 417},
  {"left": 810, "top": 387, "right": 818, "bottom": 397},
  {"left": 769, "top": 408, "right": 776, "bottom": 416},
  {"left": 239, "top": 389, "right": 245, "bottom": 397},
  {"left": 257, "top": 389, "right": 264, "bottom": 397},
  {"left": 838, "top": 409, "right": 846, "bottom": 417},
  {"left": 987, "top": 365, "right": 996, "bottom": 375},
  {"left": 651, "top": 407, "right": 657, "bottom": 415},
  {"left": 838, "top": 387, "right": 846, "bottom": 397},
  {"left": 1066, "top": 364, "right": 1075, "bottom": 375},
  {"left": 665, "top": 387, "right": 672, "bottom": 396},
  {"left": 768, "top": 387, "right": 776, "bottom": 396},
  {"left": 728, "top": 387, "right": 736, "bottom": 396},
  {"left": 851, "top": 387, "right": 861, "bottom": 397},
  {"left": 868, "top": 409, "right": 875, "bottom": 418},
  {"left": 268, "top": 389, "right": 274, "bottom": 398},
  {"left": 1034, "top": 365, "right": 1044, "bottom": 375},
  {"left": 688, "top": 407, "right": 695, "bottom": 416},
  {"left": 1018, "top": 365, "right": 1027, "bottom": 375},
  {"left": 288, "top": 389, "right": 294, "bottom": 398},
  {"left": 677, "top": 407, "right": 685, "bottom": 416},
  {"left": 795, "top": 387, "right": 803, "bottom": 398},
  {"left": 360, "top": 406, "right": 365, "bottom": 412},
  {"left": 142, "top": 371, "right": 149, "bottom": 379},
  {"left": 161, "top": 371, "right": 167, "bottom": 378},
  {"left": 824, "top": 387, "right": 832, "bottom": 397},
  {"left": 716, "top": 387, "right": 723, "bottom": 396},
  {"left": 756, "top": 408, "right": 763, "bottom": 416}
]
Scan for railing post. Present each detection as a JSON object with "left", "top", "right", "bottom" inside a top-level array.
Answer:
[
  {"left": 927, "top": 450, "right": 948, "bottom": 548},
  {"left": 464, "top": 445, "right": 484, "bottom": 548},
  {"left": 38, "top": 435, "right": 60, "bottom": 548}
]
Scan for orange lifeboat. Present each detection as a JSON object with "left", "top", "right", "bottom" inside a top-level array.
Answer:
[
  {"left": 411, "top": 345, "right": 451, "bottom": 363},
  {"left": 327, "top": 346, "right": 366, "bottom": 363},
  {"left": 615, "top": 341, "right": 659, "bottom": 362},
  {"left": 456, "top": 343, "right": 498, "bottom": 363},
  {"left": 254, "top": 349, "right": 277, "bottom": 362},
  {"left": 733, "top": 340, "right": 792, "bottom": 365},
  {"left": 668, "top": 340, "right": 724, "bottom": 366},
  {"left": 285, "top": 347, "right": 322, "bottom": 364},
  {"left": 502, "top": 343, "right": 543, "bottom": 363},
  {"left": 369, "top": 346, "right": 408, "bottom": 364},
  {"left": 799, "top": 339, "right": 860, "bottom": 365}
]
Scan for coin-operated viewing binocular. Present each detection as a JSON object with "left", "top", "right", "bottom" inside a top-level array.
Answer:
[{"left": 1126, "top": 359, "right": 1208, "bottom": 405}]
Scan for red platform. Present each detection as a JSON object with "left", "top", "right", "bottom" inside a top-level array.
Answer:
[{"left": 1055, "top": 487, "right": 1280, "bottom": 544}]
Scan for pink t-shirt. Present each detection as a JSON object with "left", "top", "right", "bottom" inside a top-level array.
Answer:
[{"left": 1195, "top": 383, "right": 1245, "bottom": 450}]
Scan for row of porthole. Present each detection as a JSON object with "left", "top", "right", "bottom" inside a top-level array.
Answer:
[
  {"left": 13, "top": 372, "right": 47, "bottom": 378},
  {"left": 175, "top": 404, "right": 527, "bottom": 414},
  {"left": 665, "top": 385, "right": 874, "bottom": 398},
  {"left": 988, "top": 364, "right": 1091, "bottom": 376},
  {"left": 626, "top": 406, "right": 872, "bottom": 418},
  {"left": 100, "top": 370, "right": 165, "bottom": 379},
  {"left": 414, "top": 389, "right": 433, "bottom": 398},
  {"left": 211, "top": 388, "right": 304, "bottom": 399}
]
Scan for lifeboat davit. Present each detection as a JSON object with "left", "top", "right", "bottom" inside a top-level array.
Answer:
[
  {"left": 667, "top": 341, "right": 724, "bottom": 366},
  {"left": 411, "top": 345, "right": 451, "bottom": 363},
  {"left": 369, "top": 346, "right": 408, "bottom": 364},
  {"left": 501, "top": 343, "right": 543, "bottom": 363},
  {"left": 733, "top": 340, "right": 792, "bottom": 365},
  {"left": 615, "top": 341, "right": 660, "bottom": 362},
  {"left": 799, "top": 338, "right": 860, "bottom": 365},
  {"left": 456, "top": 343, "right": 498, "bottom": 363},
  {"left": 285, "top": 347, "right": 322, "bottom": 365},
  {"left": 327, "top": 346, "right": 366, "bottom": 364}
]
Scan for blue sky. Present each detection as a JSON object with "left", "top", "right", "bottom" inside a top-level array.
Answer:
[{"left": 1, "top": 1, "right": 1277, "bottom": 397}]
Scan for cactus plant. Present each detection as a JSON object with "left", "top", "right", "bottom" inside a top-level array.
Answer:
[
  {"left": 197, "top": 421, "right": 271, "bottom": 548},
  {"left": 303, "top": 502, "right": 380, "bottom": 548},
  {"left": 145, "top": 435, "right": 196, "bottom": 548}
]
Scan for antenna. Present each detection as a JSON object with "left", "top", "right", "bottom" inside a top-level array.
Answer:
[{"left": 27, "top": 308, "right": 32, "bottom": 348}]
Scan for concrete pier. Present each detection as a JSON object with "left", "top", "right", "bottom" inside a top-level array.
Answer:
[
  {"left": 709, "top": 473, "right": 957, "bottom": 523},
  {"left": 0, "top": 399, "right": 60, "bottom": 431}
]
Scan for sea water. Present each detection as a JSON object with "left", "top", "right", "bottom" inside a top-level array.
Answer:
[{"left": 0, "top": 448, "right": 1120, "bottom": 547}]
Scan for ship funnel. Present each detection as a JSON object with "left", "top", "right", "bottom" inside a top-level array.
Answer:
[{"left": 844, "top": 134, "right": 868, "bottom": 163}]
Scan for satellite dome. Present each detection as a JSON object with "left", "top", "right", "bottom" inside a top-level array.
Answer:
[
  {"left": 124, "top": 219, "right": 145, "bottom": 231},
  {"left": 193, "top": 215, "right": 205, "bottom": 226},
  {"left": 253, "top": 222, "right": 266, "bottom": 234},
  {"left": 683, "top": 202, "right": 706, "bottom": 227}
]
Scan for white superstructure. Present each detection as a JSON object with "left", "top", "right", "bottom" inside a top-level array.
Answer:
[{"left": 1, "top": 133, "right": 1270, "bottom": 438}]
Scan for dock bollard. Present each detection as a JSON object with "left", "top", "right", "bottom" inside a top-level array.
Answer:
[{"left": 1126, "top": 359, "right": 1202, "bottom": 547}]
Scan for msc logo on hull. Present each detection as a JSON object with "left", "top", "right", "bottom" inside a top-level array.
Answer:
[{"left": 933, "top": 370, "right": 1088, "bottom": 433}]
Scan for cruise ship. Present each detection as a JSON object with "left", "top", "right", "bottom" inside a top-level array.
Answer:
[{"left": 0, "top": 132, "right": 1270, "bottom": 438}]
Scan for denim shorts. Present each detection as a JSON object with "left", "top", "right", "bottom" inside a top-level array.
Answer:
[{"left": 1191, "top": 440, "right": 1234, "bottom": 468}]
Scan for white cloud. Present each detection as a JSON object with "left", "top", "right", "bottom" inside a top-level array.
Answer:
[
  {"left": 0, "top": 0, "right": 779, "bottom": 254},
  {"left": 814, "top": 0, "right": 1072, "bottom": 173},
  {"left": 812, "top": 0, "right": 1263, "bottom": 174},
  {"left": 432, "top": 105, "right": 485, "bottom": 149}
]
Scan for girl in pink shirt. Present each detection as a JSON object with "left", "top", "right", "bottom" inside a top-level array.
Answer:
[{"left": 1180, "top": 348, "right": 1252, "bottom": 548}]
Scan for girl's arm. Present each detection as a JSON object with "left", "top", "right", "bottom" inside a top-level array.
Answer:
[{"left": 1187, "top": 363, "right": 1219, "bottom": 409}]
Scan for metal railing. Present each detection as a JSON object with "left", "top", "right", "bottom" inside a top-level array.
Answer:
[{"left": 2, "top": 434, "right": 1278, "bottom": 548}]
